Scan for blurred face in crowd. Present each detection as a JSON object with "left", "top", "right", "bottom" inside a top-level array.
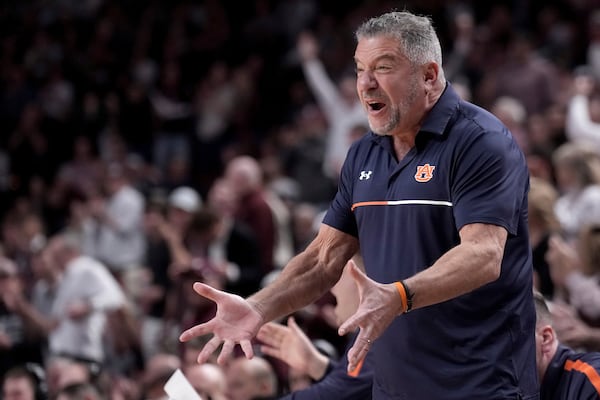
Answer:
[
  {"left": 207, "top": 179, "right": 238, "bottom": 218},
  {"left": 166, "top": 206, "right": 195, "bottom": 231},
  {"left": 2, "top": 377, "right": 36, "bottom": 400},
  {"left": 553, "top": 161, "right": 578, "bottom": 193},
  {"left": 185, "top": 363, "right": 227, "bottom": 400},
  {"left": 226, "top": 360, "right": 260, "bottom": 400},
  {"left": 0, "top": 259, "right": 21, "bottom": 301},
  {"left": 225, "top": 358, "right": 276, "bottom": 400}
]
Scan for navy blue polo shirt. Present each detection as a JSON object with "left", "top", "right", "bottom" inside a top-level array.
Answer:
[
  {"left": 323, "top": 83, "right": 538, "bottom": 399},
  {"left": 542, "top": 344, "right": 600, "bottom": 399}
]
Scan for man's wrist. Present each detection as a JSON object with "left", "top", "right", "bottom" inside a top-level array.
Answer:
[
  {"left": 307, "top": 350, "right": 330, "bottom": 381},
  {"left": 246, "top": 298, "right": 268, "bottom": 325},
  {"left": 394, "top": 280, "right": 414, "bottom": 314}
]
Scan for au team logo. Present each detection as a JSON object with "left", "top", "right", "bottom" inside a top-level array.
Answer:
[{"left": 415, "top": 164, "right": 435, "bottom": 182}]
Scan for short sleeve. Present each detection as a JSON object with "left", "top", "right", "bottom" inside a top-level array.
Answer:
[
  {"left": 451, "top": 131, "right": 529, "bottom": 235},
  {"left": 322, "top": 146, "right": 359, "bottom": 237}
]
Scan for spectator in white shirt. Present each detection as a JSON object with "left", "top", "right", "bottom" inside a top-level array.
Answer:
[
  {"left": 552, "top": 141, "right": 600, "bottom": 240},
  {"left": 565, "top": 68, "right": 600, "bottom": 153},
  {"left": 86, "top": 162, "right": 145, "bottom": 293},
  {"left": 296, "top": 31, "right": 367, "bottom": 181},
  {"left": 12, "top": 234, "right": 126, "bottom": 364}
]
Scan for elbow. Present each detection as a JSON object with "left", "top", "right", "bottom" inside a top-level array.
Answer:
[
  {"left": 483, "top": 246, "right": 503, "bottom": 283},
  {"left": 486, "top": 259, "right": 502, "bottom": 283}
]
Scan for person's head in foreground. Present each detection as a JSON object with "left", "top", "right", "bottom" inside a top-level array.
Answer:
[{"left": 225, "top": 356, "right": 277, "bottom": 400}]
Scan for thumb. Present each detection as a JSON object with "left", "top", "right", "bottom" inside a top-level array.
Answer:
[
  {"left": 338, "top": 309, "right": 361, "bottom": 337},
  {"left": 192, "top": 281, "right": 222, "bottom": 302}
]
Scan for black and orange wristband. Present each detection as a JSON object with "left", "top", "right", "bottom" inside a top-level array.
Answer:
[{"left": 394, "top": 280, "right": 414, "bottom": 314}]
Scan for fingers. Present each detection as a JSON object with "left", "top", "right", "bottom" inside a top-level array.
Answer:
[
  {"left": 257, "top": 321, "right": 288, "bottom": 359},
  {"left": 257, "top": 322, "right": 287, "bottom": 346},
  {"left": 217, "top": 340, "right": 235, "bottom": 365},
  {"left": 240, "top": 339, "right": 255, "bottom": 359},
  {"left": 338, "top": 312, "right": 360, "bottom": 336},
  {"left": 347, "top": 335, "right": 372, "bottom": 374},
  {"left": 259, "top": 344, "right": 282, "bottom": 360},
  {"left": 197, "top": 335, "right": 222, "bottom": 364},
  {"left": 256, "top": 325, "right": 270, "bottom": 343},
  {"left": 194, "top": 337, "right": 255, "bottom": 365},
  {"left": 193, "top": 282, "right": 222, "bottom": 302},
  {"left": 179, "top": 321, "right": 211, "bottom": 342}
]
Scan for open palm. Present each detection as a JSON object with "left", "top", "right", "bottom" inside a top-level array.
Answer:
[{"left": 179, "top": 282, "right": 264, "bottom": 364}]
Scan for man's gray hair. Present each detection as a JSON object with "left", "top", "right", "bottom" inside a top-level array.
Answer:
[{"left": 355, "top": 11, "right": 443, "bottom": 68}]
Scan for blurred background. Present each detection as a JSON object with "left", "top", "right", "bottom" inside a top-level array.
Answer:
[{"left": 1, "top": 0, "right": 600, "bottom": 399}]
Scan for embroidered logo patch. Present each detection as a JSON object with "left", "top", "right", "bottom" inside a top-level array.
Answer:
[
  {"left": 359, "top": 170, "right": 373, "bottom": 180},
  {"left": 415, "top": 164, "right": 435, "bottom": 182}
]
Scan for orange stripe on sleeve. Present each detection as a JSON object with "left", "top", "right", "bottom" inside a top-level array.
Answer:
[
  {"left": 351, "top": 201, "right": 388, "bottom": 211},
  {"left": 347, "top": 357, "right": 365, "bottom": 377},
  {"left": 564, "top": 359, "right": 600, "bottom": 394}
]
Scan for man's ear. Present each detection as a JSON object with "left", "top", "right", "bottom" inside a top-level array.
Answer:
[
  {"left": 540, "top": 325, "right": 555, "bottom": 354},
  {"left": 423, "top": 62, "right": 440, "bottom": 87}
]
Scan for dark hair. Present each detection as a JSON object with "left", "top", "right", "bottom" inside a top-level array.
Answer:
[
  {"left": 187, "top": 208, "right": 220, "bottom": 236},
  {"left": 56, "top": 382, "right": 103, "bottom": 400}
]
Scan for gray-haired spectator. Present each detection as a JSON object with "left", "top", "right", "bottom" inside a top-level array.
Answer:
[{"left": 11, "top": 234, "right": 126, "bottom": 365}]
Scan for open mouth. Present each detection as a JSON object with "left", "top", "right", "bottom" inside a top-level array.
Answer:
[{"left": 368, "top": 102, "right": 385, "bottom": 111}]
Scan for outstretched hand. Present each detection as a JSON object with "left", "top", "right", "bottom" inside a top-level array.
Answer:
[
  {"left": 179, "top": 282, "right": 264, "bottom": 365},
  {"left": 338, "top": 260, "right": 403, "bottom": 374},
  {"left": 257, "top": 316, "right": 329, "bottom": 380}
]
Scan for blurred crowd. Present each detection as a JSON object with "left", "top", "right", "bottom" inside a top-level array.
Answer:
[{"left": 1, "top": 0, "right": 600, "bottom": 399}]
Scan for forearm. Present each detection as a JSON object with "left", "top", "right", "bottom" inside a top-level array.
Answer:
[
  {"left": 249, "top": 226, "right": 358, "bottom": 323},
  {"left": 248, "top": 250, "right": 342, "bottom": 323},
  {"left": 302, "top": 60, "right": 341, "bottom": 111},
  {"left": 406, "top": 229, "right": 503, "bottom": 311}
]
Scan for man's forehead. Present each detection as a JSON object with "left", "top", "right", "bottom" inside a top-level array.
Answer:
[{"left": 355, "top": 36, "right": 403, "bottom": 60}]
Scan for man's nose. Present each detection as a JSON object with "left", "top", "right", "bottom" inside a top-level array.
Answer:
[{"left": 356, "top": 70, "right": 377, "bottom": 91}]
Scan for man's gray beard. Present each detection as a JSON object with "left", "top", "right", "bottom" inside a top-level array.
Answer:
[
  {"left": 370, "top": 77, "right": 418, "bottom": 136},
  {"left": 370, "top": 106, "right": 400, "bottom": 136}
]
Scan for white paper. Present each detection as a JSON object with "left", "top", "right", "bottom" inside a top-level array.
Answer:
[{"left": 164, "top": 368, "right": 203, "bottom": 400}]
